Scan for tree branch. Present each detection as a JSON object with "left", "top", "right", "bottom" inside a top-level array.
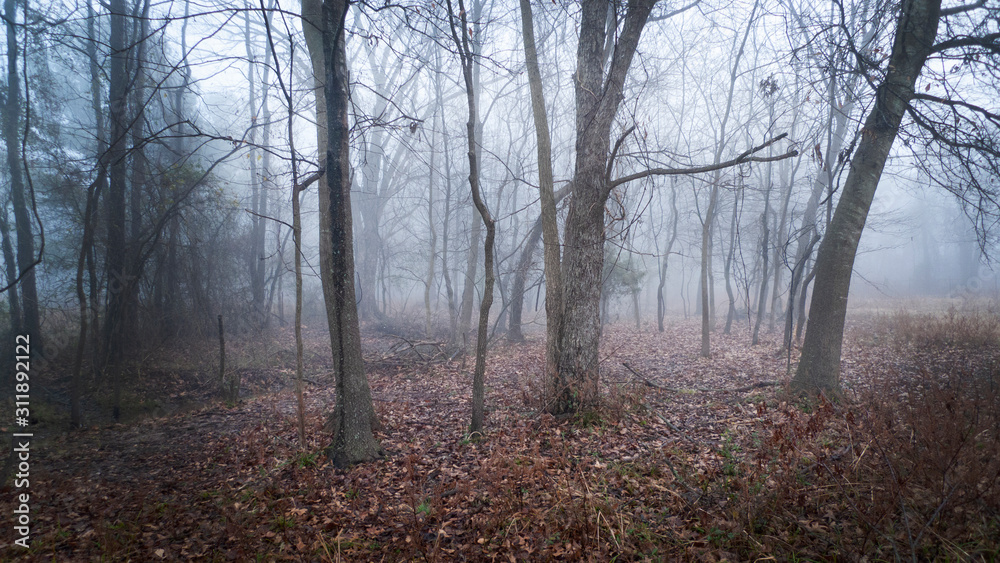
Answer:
[
  {"left": 648, "top": 0, "right": 702, "bottom": 22},
  {"left": 910, "top": 93, "right": 1000, "bottom": 125},
  {"left": 606, "top": 125, "right": 636, "bottom": 183},
  {"left": 940, "top": 0, "right": 986, "bottom": 17},
  {"left": 609, "top": 133, "right": 797, "bottom": 189},
  {"left": 930, "top": 32, "right": 1000, "bottom": 55}
]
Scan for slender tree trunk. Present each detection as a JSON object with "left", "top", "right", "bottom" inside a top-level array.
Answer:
[
  {"left": 507, "top": 217, "right": 542, "bottom": 343},
  {"left": 307, "top": 0, "right": 382, "bottom": 466},
  {"left": 5, "top": 0, "right": 38, "bottom": 345},
  {"left": 104, "top": 0, "right": 130, "bottom": 420},
  {"left": 447, "top": 0, "right": 494, "bottom": 434},
  {"left": 458, "top": 207, "right": 481, "bottom": 350},
  {"left": 723, "top": 190, "right": 738, "bottom": 335},
  {"left": 424, "top": 110, "right": 437, "bottom": 337},
  {"left": 769, "top": 95, "right": 798, "bottom": 332},
  {"left": 292, "top": 148, "right": 307, "bottom": 448},
  {"left": 700, "top": 0, "right": 759, "bottom": 357},
  {"left": 519, "top": 0, "right": 564, "bottom": 384},
  {"left": 246, "top": 0, "right": 267, "bottom": 323},
  {"left": 258, "top": 8, "right": 273, "bottom": 328},
  {"left": 657, "top": 182, "right": 678, "bottom": 332},
  {"left": 751, "top": 207, "right": 769, "bottom": 344},
  {"left": 71, "top": 3, "right": 109, "bottom": 427},
  {"left": 430, "top": 48, "right": 458, "bottom": 343},
  {"left": 124, "top": 0, "right": 149, "bottom": 342},
  {"left": 793, "top": 0, "right": 941, "bottom": 394},
  {"left": 699, "top": 186, "right": 717, "bottom": 356}
]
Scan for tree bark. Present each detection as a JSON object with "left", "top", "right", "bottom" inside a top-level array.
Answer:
[
  {"left": 792, "top": 0, "right": 942, "bottom": 395},
  {"left": 506, "top": 216, "right": 542, "bottom": 343},
  {"left": 70, "top": 2, "right": 109, "bottom": 427},
  {"left": 447, "top": 0, "right": 495, "bottom": 435},
  {"left": 246, "top": 0, "right": 266, "bottom": 323},
  {"left": 656, "top": 182, "right": 678, "bottom": 332},
  {"left": 555, "top": 0, "right": 655, "bottom": 413},
  {"left": 518, "top": 0, "right": 564, "bottom": 384},
  {"left": 5, "top": 0, "right": 38, "bottom": 345},
  {"left": 1, "top": 201, "right": 21, "bottom": 337},
  {"left": 303, "top": 0, "right": 383, "bottom": 465},
  {"left": 723, "top": 189, "right": 738, "bottom": 335},
  {"left": 104, "top": 0, "right": 130, "bottom": 420},
  {"left": 424, "top": 109, "right": 437, "bottom": 337}
]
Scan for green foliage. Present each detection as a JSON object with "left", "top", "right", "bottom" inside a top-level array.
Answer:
[{"left": 602, "top": 247, "right": 645, "bottom": 297}]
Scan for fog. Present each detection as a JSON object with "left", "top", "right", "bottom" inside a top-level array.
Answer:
[{"left": 3, "top": 0, "right": 999, "bottom": 383}]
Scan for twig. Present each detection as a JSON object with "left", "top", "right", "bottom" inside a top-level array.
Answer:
[{"left": 621, "top": 362, "right": 780, "bottom": 393}]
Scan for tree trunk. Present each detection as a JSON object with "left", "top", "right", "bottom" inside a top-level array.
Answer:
[
  {"left": 793, "top": 0, "right": 941, "bottom": 395},
  {"left": 723, "top": 190, "right": 738, "bottom": 335},
  {"left": 554, "top": 0, "right": 655, "bottom": 413},
  {"left": 104, "top": 0, "right": 130, "bottom": 420},
  {"left": 311, "top": 0, "right": 382, "bottom": 466},
  {"left": 751, "top": 207, "right": 769, "bottom": 344},
  {"left": 700, "top": 0, "right": 759, "bottom": 357},
  {"left": 246, "top": 0, "right": 266, "bottom": 322},
  {"left": 506, "top": 216, "right": 543, "bottom": 343},
  {"left": 519, "top": 0, "right": 564, "bottom": 383},
  {"left": 0, "top": 208, "right": 21, "bottom": 335},
  {"left": 657, "top": 182, "right": 678, "bottom": 332},
  {"left": 71, "top": 2, "right": 110, "bottom": 427},
  {"left": 258, "top": 9, "right": 273, "bottom": 329},
  {"left": 434, "top": 50, "right": 458, "bottom": 342},
  {"left": 424, "top": 109, "right": 438, "bottom": 337},
  {"left": 699, "top": 186, "right": 717, "bottom": 356},
  {"left": 125, "top": 0, "right": 150, "bottom": 342},
  {"left": 458, "top": 206, "right": 481, "bottom": 350},
  {"left": 5, "top": 0, "right": 39, "bottom": 346},
  {"left": 447, "top": 0, "right": 494, "bottom": 435}
]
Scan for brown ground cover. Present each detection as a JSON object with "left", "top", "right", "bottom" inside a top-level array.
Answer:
[{"left": 2, "top": 311, "right": 998, "bottom": 561}]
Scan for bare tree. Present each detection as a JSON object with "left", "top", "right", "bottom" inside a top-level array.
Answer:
[
  {"left": 518, "top": 0, "right": 564, "bottom": 384},
  {"left": 793, "top": 0, "right": 945, "bottom": 394},
  {"left": 4, "top": 0, "right": 40, "bottom": 344},
  {"left": 303, "top": 0, "right": 383, "bottom": 465},
  {"left": 445, "top": 0, "right": 495, "bottom": 434}
]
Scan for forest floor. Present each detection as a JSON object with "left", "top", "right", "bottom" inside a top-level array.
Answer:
[{"left": 2, "top": 306, "right": 999, "bottom": 561}]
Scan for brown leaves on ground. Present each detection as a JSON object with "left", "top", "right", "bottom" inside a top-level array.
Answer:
[{"left": 2, "top": 314, "right": 998, "bottom": 561}]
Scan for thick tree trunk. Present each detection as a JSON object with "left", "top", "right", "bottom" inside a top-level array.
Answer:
[
  {"left": 0, "top": 208, "right": 21, "bottom": 335},
  {"left": 554, "top": 0, "right": 655, "bottom": 413},
  {"left": 793, "top": 0, "right": 941, "bottom": 394}
]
